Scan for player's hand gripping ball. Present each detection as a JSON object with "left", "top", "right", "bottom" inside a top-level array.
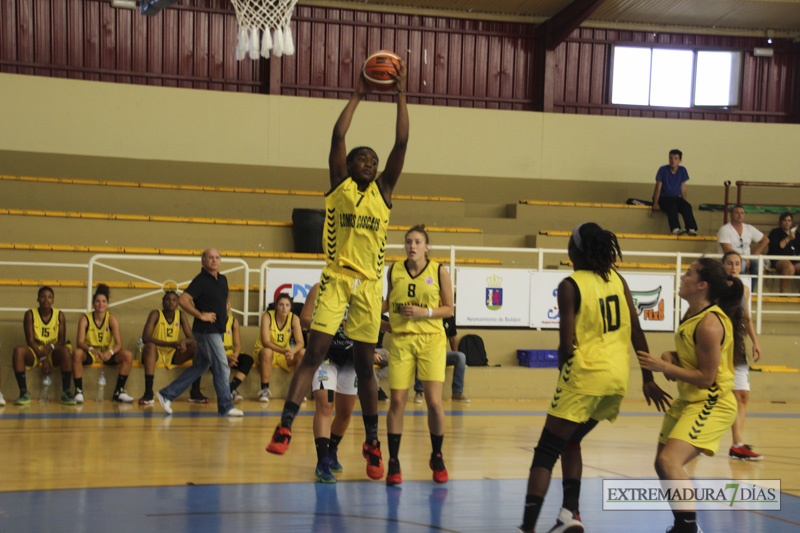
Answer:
[{"left": 362, "top": 50, "right": 401, "bottom": 90}]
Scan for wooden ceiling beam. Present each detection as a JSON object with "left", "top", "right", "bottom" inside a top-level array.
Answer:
[
  {"left": 532, "top": 0, "right": 606, "bottom": 112},
  {"left": 537, "top": 0, "right": 607, "bottom": 50}
]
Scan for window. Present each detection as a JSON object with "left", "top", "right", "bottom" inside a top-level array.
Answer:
[{"left": 611, "top": 46, "right": 742, "bottom": 108}]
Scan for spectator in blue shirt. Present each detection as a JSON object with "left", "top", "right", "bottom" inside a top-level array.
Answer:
[{"left": 652, "top": 149, "right": 698, "bottom": 236}]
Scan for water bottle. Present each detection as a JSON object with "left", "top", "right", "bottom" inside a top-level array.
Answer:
[
  {"left": 97, "top": 371, "right": 106, "bottom": 403},
  {"left": 41, "top": 375, "right": 52, "bottom": 403},
  {"left": 137, "top": 335, "right": 145, "bottom": 358}
]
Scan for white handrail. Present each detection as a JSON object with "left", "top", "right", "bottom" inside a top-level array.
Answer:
[
  {"left": 2, "top": 249, "right": 798, "bottom": 335},
  {"left": 86, "top": 254, "right": 252, "bottom": 321}
]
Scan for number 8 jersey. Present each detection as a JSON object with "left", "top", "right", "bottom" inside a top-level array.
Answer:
[
  {"left": 561, "top": 269, "right": 632, "bottom": 396},
  {"left": 388, "top": 260, "right": 445, "bottom": 336}
]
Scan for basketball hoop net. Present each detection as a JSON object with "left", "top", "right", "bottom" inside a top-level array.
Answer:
[{"left": 230, "top": 0, "right": 299, "bottom": 60}]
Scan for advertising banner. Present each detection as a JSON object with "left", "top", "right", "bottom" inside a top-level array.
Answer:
[
  {"left": 264, "top": 267, "right": 323, "bottom": 307},
  {"left": 455, "top": 268, "right": 531, "bottom": 327},
  {"left": 530, "top": 271, "right": 675, "bottom": 331}
]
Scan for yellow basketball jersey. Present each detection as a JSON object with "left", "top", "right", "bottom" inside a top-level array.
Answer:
[
  {"left": 153, "top": 309, "right": 181, "bottom": 345},
  {"left": 222, "top": 315, "right": 234, "bottom": 356},
  {"left": 560, "top": 269, "right": 632, "bottom": 396},
  {"left": 84, "top": 311, "right": 112, "bottom": 350},
  {"left": 675, "top": 304, "right": 735, "bottom": 402},
  {"left": 254, "top": 310, "right": 293, "bottom": 351},
  {"left": 30, "top": 308, "right": 61, "bottom": 347},
  {"left": 388, "top": 260, "right": 445, "bottom": 335},
  {"left": 325, "top": 177, "right": 390, "bottom": 280}
]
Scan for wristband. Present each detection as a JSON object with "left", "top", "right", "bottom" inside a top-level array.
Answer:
[
  {"left": 427, "top": 308, "right": 433, "bottom": 318},
  {"left": 396, "top": 88, "right": 406, "bottom": 94},
  {"left": 50, "top": 343, "right": 55, "bottom": 350},
  {"left": 39, "top": 356, "right": 46, "bottom": 362}
]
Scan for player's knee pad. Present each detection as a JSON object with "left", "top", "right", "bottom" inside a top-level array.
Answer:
[
  {"left": 567, "top": 418, "right": 599, "bottom": 447},
  {"left": 531, "top": 428, "right": 567, "bottom": 472},
  {"left": 236, "top": 353, "right": 254, "bottom": 375}
]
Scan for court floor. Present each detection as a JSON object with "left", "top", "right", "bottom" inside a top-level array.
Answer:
[{"left": 1, "top": 398, "right": 799, "bottom": 532}]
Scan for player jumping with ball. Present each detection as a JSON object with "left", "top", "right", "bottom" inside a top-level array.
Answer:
[{"left": 267, "top": 57, "right": 408, "bottom": 482}]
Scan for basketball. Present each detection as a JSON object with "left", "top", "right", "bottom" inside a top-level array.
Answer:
[{"left": 362, "top": 50, "right": 401, "bottom": 90}]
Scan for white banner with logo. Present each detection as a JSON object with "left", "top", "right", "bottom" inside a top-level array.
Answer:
[
  {"left": 265, "top": 265, "right": 398, "bottom": 310},
  {"left": 624, "top": 272, "right": 675, "bottom": 331},
  {"left": 264, "top": 267, "right": 323, "bottom": 307},
  {"left": 529, "top": 271, "right": 571, "bottom": 329},
  {"left": 455, "top": 268, "right": 531, "bottom": 327},
  {"left": 529, "top": 271, "right": 675, "bottom": 331}
]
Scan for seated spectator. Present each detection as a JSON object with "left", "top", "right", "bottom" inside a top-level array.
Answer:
[
  {"left": 767, "top": 212, "right": 800, "bottom": 293},
  {"left": 224, "top": 305, "right": 255, "bottom": 403},
  {"left": 652, "top": 149, "right": 698, "bottom": 236},
  {"left": 254, "top": 293, "right": 305, "bottom": 403},
  {"left": 413, "top": 315, "right": 469, "bottom": 404},
  {"left": 718, "top": 205, "right": 769, "bottom": 275},
  {"left": 138, "top": 291, "right": 206, "bottom": 406},
  {"left": 72, "top": 284, "right": 134, "bottom": 403},
  {"left": 11, "top": 286, "right": 76, "bottom": 405}
]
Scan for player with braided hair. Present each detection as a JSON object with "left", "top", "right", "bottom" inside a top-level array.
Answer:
[{"left": 519, "top": 222, "right": 671, "bottom": 533}]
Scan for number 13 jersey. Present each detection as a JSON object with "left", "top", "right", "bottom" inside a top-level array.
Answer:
[{"left": 561, "top": 269, "right": 632, "bottom": 396}]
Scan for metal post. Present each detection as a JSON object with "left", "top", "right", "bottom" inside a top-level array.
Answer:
[
  {"left": 450, "top": 245, "right": 456, "bottom": 297},
  {"left": 674, "top": 253, "right": 683, "bottom": 332},
  {"left": 756, "top": 256, "right": 764, "bottom": 335},
  {"left": 723, "top": 181, "right": 731, "bottom": 224}
]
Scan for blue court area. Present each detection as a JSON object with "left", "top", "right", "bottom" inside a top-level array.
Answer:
[{"left": 2, "top": 478, "right": 798, "bottom": 532}]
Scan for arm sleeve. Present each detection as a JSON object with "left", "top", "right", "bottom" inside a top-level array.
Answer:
[
  {"left": 717, "top": 225, "right": 731, "bottom": 244},
  {"left": 747, "top": 225, "right": 765, "bottom": 243},
  {"left": 681, "top": 167, "right": 690, "bottom": 183}
]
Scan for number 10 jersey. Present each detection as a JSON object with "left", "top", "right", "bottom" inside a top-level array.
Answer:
[{"left": 561, "top": 269, "right": 632, "bottom": 396}]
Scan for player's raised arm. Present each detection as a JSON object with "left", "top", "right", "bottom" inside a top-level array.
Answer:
[
  {"left": 329, "top": 75, "right": 371, "bottom": 189},
  {"left": 377, "top": 60, "right": 409, "bottom": 202}
]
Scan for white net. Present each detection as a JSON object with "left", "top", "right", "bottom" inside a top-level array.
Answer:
[{"left": 230, "top": 0, "right": 299, "bottom": 60}]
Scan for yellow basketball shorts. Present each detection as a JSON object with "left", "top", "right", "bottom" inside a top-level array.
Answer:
[
  {"left": 311, "top": 264, "right": 383, "bottom": 343},
  {"left": 254, "top": 346, "right": 295, "bottom": 371},
  {"left": 547, "top": 386, "right": 625, "bottom": 424},
  {"left": 387, "top": 332, "right": 447, "bottom": 390},
  {"left": 272, "top": 352, "right": 293, "bottom": 371},
  {"left": 658, "top": 393, "right": 737, "bottom": 456},
  {"left": 84, "top": 346, "right": 116, "bottom": 365},
  {"left": 24, "top": 343, "right": 73, "bottom": 370},
  {"left": 157, "top": 346, "right": 179, "bottom": 369}
]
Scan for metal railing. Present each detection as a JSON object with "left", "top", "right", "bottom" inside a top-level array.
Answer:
[
  {"left": 2, "top": 247, "right": 798, "bottom": 333},
  {"left": 723, "top": 180, "right": 800, "bottom": 224}
]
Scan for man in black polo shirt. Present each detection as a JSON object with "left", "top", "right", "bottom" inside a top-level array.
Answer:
[{"left": 157, "top": 248, "right": 243, "bottom": 416}]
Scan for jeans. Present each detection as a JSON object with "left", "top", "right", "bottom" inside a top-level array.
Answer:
[
  {"left": 658, "top": 196, "right": 697, "bottom": 232},
  {"left": 414, "top": 351, "right": 466, "bottom": 393},
  {"left": 159, "top": 332, "right": 233, "bottom": 415}
]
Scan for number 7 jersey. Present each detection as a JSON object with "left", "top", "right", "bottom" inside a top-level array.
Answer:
[
  {"left": 561, "top": 269, "right": 632, "bottom": 396},
  {"left": 325, "top": 177, "right": 390, "bottom": 281}
]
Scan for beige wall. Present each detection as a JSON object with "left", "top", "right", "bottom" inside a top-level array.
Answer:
[{"left": 2, "top": 73, "right": 799, "bottom": 186}]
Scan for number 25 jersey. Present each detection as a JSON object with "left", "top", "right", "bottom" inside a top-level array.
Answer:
[{"left": 561, "top": 269, "right": 632, "bottom": 396}]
